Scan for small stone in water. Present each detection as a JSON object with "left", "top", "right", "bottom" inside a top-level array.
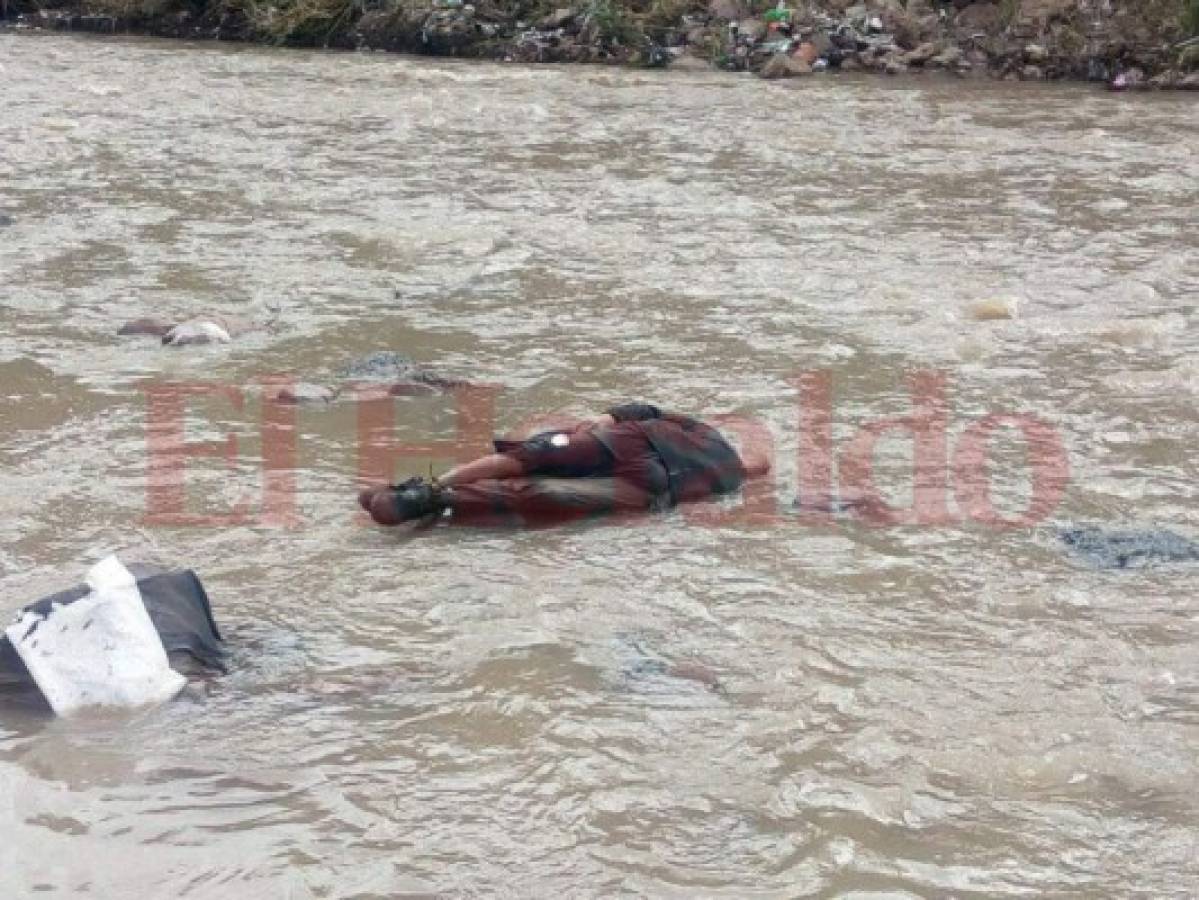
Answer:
[
  {"left": 274, "top": 383, "right": 339, "bottom": 404},
  {"left": 969, "top": 298, "right": 1018, "bottom": 321}
]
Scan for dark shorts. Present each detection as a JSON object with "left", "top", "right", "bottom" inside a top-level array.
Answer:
[
  {"left": 502, "top": 425, "right": 669, "bottom": 496},
  {"left": 450, "top": 425, "right": 671, "bottom": 526},
  {"left": 502, "top": 430, "right": 613, "bottom": 478}
]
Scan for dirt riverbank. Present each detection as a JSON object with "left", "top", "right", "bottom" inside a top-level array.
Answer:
[{"left": 5, "top": 1, "right": 1199, "bottom": 90}]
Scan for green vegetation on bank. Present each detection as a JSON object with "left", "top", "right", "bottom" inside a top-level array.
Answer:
[
  {"left": 6, "top": 0, "right": 708, "bottom": 48},
  {"left": 1185, "top": 0, "right": 1199, "bottom": 35},
  {"left": 5, "top": 0, "right": 1198, "bottom": 78}
]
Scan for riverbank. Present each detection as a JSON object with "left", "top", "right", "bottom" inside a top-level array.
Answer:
[{"left": 5, "top": 0, "right": 1199, "bottom": 88}]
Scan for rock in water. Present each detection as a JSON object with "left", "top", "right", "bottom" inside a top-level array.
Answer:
[
  {"left": 118, "top": 314, "right": 254, "bottom": 345},
  {"left": 269, "top": 351, "right": 463, "bottom": 405},
  {"left": 388, "top": 382, "right": 439, "bottom": 397},
  {"left": 118, "top": 317, "right": 172, "bottom": 337},
  {"left": 274, "top": 383, "right": 341, "bottom": 405},
  {"left": 611, "top": 634, "right": 725, "bottom": 696},
  {"left": 1059, "top": 526, "right": 1199, "bottom": 570},
  {"left": 761, "top": 53, "right": 811, "bottom": 79},
  {"left": 164, "top": 319, "right": 232, "bottom": 346},
  {"left": 340, "top": 351, "right": 464, "bottom": 389},
  {"left": 969, "top": 298, "right": 1019, "bottom": 321},
  {"left": 337, "top": 351, "right": 419, "bottom": 381}
]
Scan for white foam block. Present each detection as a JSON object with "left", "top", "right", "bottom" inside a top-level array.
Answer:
[{"left": 5, "top": 555, "right": 186, "bottom": 716}]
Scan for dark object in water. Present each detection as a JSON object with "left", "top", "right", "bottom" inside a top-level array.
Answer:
[
  {"left": 117, "top": 317, "right": 173, "bottom": 338},
  {"left": 0, "top": 214, "right": 14, "bottom": 229},
  {"left": 275, "top": 351, "right": 464, "bottom": 404},
  {"left": 337, "top": 351, "right": 464, "bottom": 389},
  {"left": 1058, "top": 526, "right": 1199, "bottom": 570},
  {"left": 337, "top": 351, "right": 421, "bottom": 381},
  {"left": 1086, "top": 58, "right": 1110, "bottom": 83},
  {"left": 0, "top": 564, "right": 226, "bottom": 688},
  {"left": 613, "top": 634, "right": 726, "bottom": 696}
]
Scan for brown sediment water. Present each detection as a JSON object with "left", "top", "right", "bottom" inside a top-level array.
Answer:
[{"left": 1, "top": 32, "right": 1197, "bottom": 897}]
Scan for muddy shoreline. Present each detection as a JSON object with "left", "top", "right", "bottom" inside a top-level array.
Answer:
[{"left": 6, "top": 1, "right": 1199, "bottom": 90}]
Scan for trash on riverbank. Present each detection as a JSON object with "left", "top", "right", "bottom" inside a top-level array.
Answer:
[{"left": 5, "top": 0, "right": 1198, "bottom": 89}]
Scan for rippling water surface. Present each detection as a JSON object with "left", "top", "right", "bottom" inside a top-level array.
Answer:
[{"left": 1, "top": 32, "right": 1197, "bottom": 897}]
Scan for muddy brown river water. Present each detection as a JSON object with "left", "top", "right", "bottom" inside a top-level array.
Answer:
[{"left": 1, "top": 31, "right": 1197, "bottom": 898}]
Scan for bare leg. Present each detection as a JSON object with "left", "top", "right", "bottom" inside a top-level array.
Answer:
[
  {"left": 359, "top": 425, "right": 615, "bottom": 524},
  {"left": 439, "top": 453, "right": 524, "bottom": 487}
]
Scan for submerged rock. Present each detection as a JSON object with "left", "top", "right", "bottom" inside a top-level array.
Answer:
[
  {"left": 969, "top": 297, "right": 1019, "bottom": 321},
  {"left": 272, "top": 352, "right": 464, "bottom": 405},
  {"left": 612, "top": 634, "right": 726, "bottom": 696},
  {"left": 338, "top": 351, "right": 421, "bottom": 381},
  {"left": 337, "top": 351, "right": 462, "bottom": 388},
  {"left": 274, "top": 383, "right": 341, "bottom": 405},
  {"left": 1059, "top": 526, "right": 1199, "bottom": 570}
]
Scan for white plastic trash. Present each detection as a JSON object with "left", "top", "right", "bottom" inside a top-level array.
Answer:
[{"left": 5, "top": 555, "right": 186, "bottom": 716}]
